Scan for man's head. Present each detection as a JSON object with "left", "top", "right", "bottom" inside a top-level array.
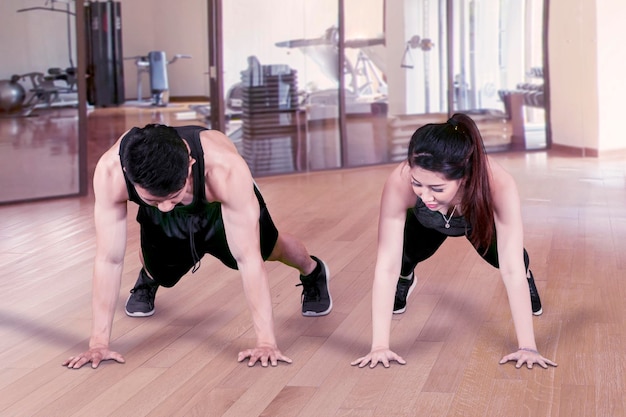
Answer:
[{"left": 121, "top": 124, "right": 190, "bottom": 198}]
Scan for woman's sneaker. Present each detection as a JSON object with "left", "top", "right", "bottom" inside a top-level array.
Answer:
[
  {"left": 125, "top": 269, "right": 159, "bottom": 317},
  {"left": 393, "top": 272, "right": 416, "bottom": 314},
  {"left": 527, "top": 270, "right": 543, "bottom": 316},
  {"left": 298, "top": 256, "right": 332, "bottom": 317}
]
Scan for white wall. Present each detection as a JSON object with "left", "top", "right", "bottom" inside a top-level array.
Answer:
[
  {"left": 548, "top": 0, "right": 598, "bottom": 151},
  {"left": 384, "top": 0, "right": 407, "bottom": 116},
  {"left": 220, "top": 0, "right": 383, "bottom": 101},
  {"left": 118, "top": 0, "right": 209, "bottom": 100},
  {"left": 0, "top": 0, "right": 209, "bottom": 99},
  {"left": 385, "top": 0, "right": 426, "bottom": 116},
  {"left": 0, "top": 0, "right": 77, "bottom": 80},
  {"left": 221, "top": 0, "right": 338, "bottom": 94},
  {"left": 1, "top": 0, "right": 380, "bottom": 102},
  {"left": 6, "top": 0, "right": 626, "bottom": 154},
  {"left": 548, "top": 0, "right": 626, "bottom": 153},
  {"left": 595, "top": 0, "right": 626, "bottom": 152}
]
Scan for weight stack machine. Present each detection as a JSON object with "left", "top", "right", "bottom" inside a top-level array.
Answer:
[
  {"left": 85, "top": 0, "right": 125, "bottom": 106},
  {"left": 240, "top": 56, "right": 304, "bottom": 176}
]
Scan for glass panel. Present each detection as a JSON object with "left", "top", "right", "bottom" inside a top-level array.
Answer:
[
  {"left": 450, "top": 0, "right": 547, "bottom": 151},
  {"left": 523, "top": 0, "right": 547, "bottom": 149},
  {"left": 222, "top": 0, "right": 341, "bottom": 176},
  {"left": 342, "top": 0, "right": 389, "bottom": 167},
  {"left": 219, "top": 0, "right": 548, "bottom": 174},
  {"left": 381, "top": 0, "right": 449, "bottom": 164},
  {"left": 0, "top": 0, "right": 81, "bottom": 203}
]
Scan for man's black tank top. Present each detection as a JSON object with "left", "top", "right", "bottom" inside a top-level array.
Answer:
[{"left": 118, "top": 125, "right": 221, "bottom": 239}]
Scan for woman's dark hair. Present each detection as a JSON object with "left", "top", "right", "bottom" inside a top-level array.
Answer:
[
  {"left": 407, "top": 113, "right": 494, "bottom": 250},
  {"left": 120, "top": 124, "right": 189, "bottom": 197}
]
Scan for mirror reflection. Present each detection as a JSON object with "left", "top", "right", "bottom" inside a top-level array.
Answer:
[
  {"left": 0, "top": 0, "right": 547, "bottom": 202},
  {"left": 219, "top": 0, "right": 547, "bottom": 176},
  {"left": 0, "top": 0, "right": 81, "bottom": 203}
]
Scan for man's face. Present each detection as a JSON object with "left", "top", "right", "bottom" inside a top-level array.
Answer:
[
  {"left": 135, "top": 182, "right": 188, "bottom": 212},
  {"left": 131, "top": 152, "right": 195, "bottom": 212}
]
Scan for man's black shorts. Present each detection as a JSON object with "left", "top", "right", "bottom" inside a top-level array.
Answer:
[{"left": 138, "top": 186, "right": 279, "bottom": 287}]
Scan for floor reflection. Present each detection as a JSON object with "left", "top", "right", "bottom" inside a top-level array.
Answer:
[
  {"left": 0, "top": 108, "right": 79, "bottom": 203},
  {"left": 88, "top": 103, "right": 547, "bottom": 180},
  {"left": 0, "top": 102, "right": 548, "bottom": 205}
]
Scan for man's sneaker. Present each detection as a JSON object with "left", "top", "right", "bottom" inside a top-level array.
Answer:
[
  {"left": 297, "top": 256, "right": 332, "bottom": 317},
  {"left": 125, "top": 269, "right": 159, "bottom": 317},
  {"left": 527, "top": 270, "right": 543, "bottom": 316},
  {"left": 393, "top": 272, "right": 416, "bottom": 314}
]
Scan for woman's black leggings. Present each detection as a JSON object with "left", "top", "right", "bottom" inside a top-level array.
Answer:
[{"left": 400, "top": 209, "right": 529, "bottom": 276}]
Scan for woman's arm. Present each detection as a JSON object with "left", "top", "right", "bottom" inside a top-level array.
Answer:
[
  {"left": 488, "top": 158, "right": 557, "bottom": 369},
  {"left": 352, "top": 163, "right": 417, "bottom": 368}
]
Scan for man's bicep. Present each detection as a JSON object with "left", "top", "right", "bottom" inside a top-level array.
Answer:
[
  {"left": 94, "top": 200, "right": 128, "bottom": 264},
  {"left": 220, "top": 186, "right": 263, "bottom": 265},
  {"left": 92, "top": 150, "right": 130, "bottom": 263}
]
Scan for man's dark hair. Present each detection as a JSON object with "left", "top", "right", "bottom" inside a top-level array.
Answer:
[{"left": 121, "top": 124, "right": 189, "bottom": 197}]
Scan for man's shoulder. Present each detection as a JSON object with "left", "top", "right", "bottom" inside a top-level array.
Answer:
[
  {"left": 200, "top": 132, "right": 252, "bottom": 203},
  {"left": 93, "top": 138, "right": 128, "bottom": 200},
  {"left": 99, "top": 129, "right": 129, "bottom": 160},
  {"left": 96, "top": 138, "right": 124, "bottom": 172},
  {"left": 198, "top": 129, "right": 242, "bottom": 162},
  {"left": 198, "top": 128, "right": 229, "bottom": 142}
]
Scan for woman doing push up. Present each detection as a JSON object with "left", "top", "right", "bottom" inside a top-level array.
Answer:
[{"left": 352, "top": 113, "right": 557, "bottom": 370}]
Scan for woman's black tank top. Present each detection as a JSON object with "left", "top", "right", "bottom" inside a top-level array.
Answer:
[{"left": 412, "top": 197, "right": 470, "bottom": 237}]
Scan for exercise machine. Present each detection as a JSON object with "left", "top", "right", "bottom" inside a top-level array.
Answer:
[{"left": 126, "top": 51, "right": 191, "bottom": 106}]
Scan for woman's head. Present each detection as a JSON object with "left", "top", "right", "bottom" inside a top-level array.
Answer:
[
  {"left": 407, "top": 113, "right": 494, "bottom": 250},
  {"left": 120, "top": 124, "right": 190, "bottom": 198},
  {"left": 407, "top": 113, "right": 482, "bottom": 181},
  {"left": 408, "top": 166, "right": 462, "bottom": 212}
]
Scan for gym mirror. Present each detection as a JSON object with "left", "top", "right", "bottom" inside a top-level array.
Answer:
[
  {"left": 0, "top": 0, "right": 85, "bottom": 204},
  {"left": 219, "top": 0, "right": 548, "bottom": 176}
]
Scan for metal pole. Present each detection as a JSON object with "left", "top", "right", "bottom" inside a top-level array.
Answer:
[{"left": 208, "top": 0, "right": 225, "bottom": 132}]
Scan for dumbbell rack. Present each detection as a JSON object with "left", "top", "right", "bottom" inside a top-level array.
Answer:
[
  {"left": 497, "top": 67, "right": 545, "bottom": 149},
  {"left": 240, "top": 59, "right": 304, "bottom": 176}
]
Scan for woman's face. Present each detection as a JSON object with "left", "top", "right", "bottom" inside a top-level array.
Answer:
[{"left": 409, "top": 166, "right": 462, "bottom": 211}]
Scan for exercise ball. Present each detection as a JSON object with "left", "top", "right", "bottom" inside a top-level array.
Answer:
[{"left": 0, "top": 78, "right": 26, "bottom": 113}]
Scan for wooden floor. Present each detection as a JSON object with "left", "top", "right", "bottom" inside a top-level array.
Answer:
[
  {"left": 1, "top": 106, "right": 625, "bottom": 417},
  {"left": 0, "top": 107, "right": 82, "bottom": 203}
]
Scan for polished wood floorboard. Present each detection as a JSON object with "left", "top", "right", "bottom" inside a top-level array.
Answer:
[
  {"left": 0, "top": 108, "right": 82, "bottom": 203},
  {"left": 0, "top": 107, "right": 625, "bottom": 416}
]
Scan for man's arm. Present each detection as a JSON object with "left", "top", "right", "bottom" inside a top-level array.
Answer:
[
  {"left": 208, "top": 140, "right": 289, "bottom": 367},
  {"left": 90, "top": 162, "right": 128, "bottom": 349},
  {"left": 64, "top": 150, "right": 129, "bottom": 369}
]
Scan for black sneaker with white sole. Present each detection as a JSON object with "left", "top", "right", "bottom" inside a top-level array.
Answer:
[
  {"left": 393, "top": 272, "right": 416, "bottom": 314},
  {"left": 125, "top": 268, "right": 159, "bottom": 317},
  {"left": 298, "top": 256, "right": 332, "bottom": 317},
  {"left": 527, "top": 270, "right": 543, "bottom": 316}
]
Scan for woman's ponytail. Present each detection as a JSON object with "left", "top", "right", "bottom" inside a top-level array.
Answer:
[{"left": 448, "top": 113, "right": 494, "bottom": 252}]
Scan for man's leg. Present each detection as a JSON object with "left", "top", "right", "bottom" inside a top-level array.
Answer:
[
  {"left": 125, "top": 267, "right": 159, "bottom": 317},
  {"left": 267, "top": 233, "right": 332, "bottom": 317},
  {"left": 266, "top": 233, "right": 317, "bottom": 274},
  {"left": 250, "top": 183, "right": 331, "bottom": 317},
  {"left": 126, "top": 210, "right": 198, "bottom": 317}
]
